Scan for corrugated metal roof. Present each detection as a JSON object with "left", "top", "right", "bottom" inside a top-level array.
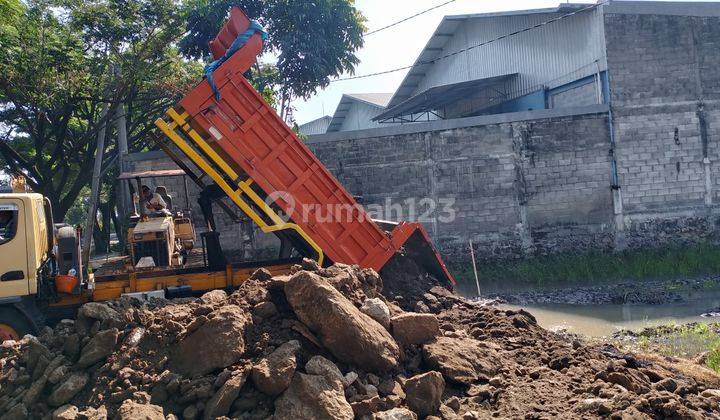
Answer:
[
  {"left": 387, "top": 3, "right": 600, "bottom": 109},
  {"left": 327, "top": 93, "right": 393, "bottom": 132},
  {"left": 344, "top": 93, "right": 393, "bottom": 107},
  {"left": 375, "top": 74, "right": 517, "bottom": 121},
  {"left": 299, "top": 115, "right": 332, "bottom": 135}
]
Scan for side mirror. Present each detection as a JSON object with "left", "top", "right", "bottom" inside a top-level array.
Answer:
[{"left": 1, "top": 271, "right": 25, "bottom": 281}]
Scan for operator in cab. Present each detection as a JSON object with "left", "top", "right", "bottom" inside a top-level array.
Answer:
[
  {"left": 141, "top": 185, "right": 170, "bottom": 216},
  {"left": 0, "top": 210, "right": 16, "bottom": 242}
]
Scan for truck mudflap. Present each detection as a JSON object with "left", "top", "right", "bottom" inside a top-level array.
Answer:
[{"left": 154, "top": 7, "right": 456, "bottom": 288}]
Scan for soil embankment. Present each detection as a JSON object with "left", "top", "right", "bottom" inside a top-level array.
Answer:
[{"left": 2, "top": 260, "right": 720, "bottom": 419}]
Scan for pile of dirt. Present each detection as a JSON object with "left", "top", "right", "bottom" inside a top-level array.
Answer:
[{"left": 2, "top": 259, "right": 720, "bottom": 419}]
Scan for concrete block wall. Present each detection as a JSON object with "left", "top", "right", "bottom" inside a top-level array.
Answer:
[
  {"left": 514, "top": 115, "right": 614, "bottom": 254},
  {"left": 310, "top": 111, "right": 613, "bottom": 259},
  {"left": 605, "top": 12, "right": 720, "bottom": 248}
]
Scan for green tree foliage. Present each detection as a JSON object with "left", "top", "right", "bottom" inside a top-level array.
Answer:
[
  {"left": 180, "top": 0, "right": 366, "bottom": 118},
  {"left": 0, "top": 0, "right": 201, "bottom": 223}
]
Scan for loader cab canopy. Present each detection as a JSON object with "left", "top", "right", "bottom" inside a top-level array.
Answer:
[{"left": 118, "top": 169, "right": 191, "bottom": 217}]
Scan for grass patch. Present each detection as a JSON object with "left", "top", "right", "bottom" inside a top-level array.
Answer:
[
  {"left": 627, "top": 323, "right": 720, "bottom": 374},
  {"left": 449, "top": 242, "right": 720, "bottom": 290}
]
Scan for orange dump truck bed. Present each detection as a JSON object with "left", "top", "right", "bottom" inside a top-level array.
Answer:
[{"left": 155, "top": 7, "right": 455, "bottom": 287}]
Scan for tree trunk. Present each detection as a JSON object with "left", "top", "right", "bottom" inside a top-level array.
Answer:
[{"left": 92, "top": 212, "right": 108, "bottom": 254}]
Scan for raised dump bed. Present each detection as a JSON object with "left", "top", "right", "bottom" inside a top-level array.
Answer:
[{"left": 155, "top": 7, "right": 455, "bottom": 286}]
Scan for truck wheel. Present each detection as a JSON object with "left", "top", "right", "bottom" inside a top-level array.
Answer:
[{"left": 0, "top": 306, "right": 35, "bottom": 342}]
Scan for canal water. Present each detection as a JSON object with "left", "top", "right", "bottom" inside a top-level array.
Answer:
[{"left": 502, "top": 288, "right": 720, "bottom": 337}]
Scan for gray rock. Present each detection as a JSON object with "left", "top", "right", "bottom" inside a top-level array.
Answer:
[
  {"left": 251, "top": 340, "right": 300, "bottom": 396},
  {"left": 48, "top": 372, "right": 89, "bottom": 407},
  {"left": 305, "top": 356, "right": 344, "bottom": 387},
  {"left": 274, "top": 373, "right": 353, "bottom": 420},
  {"left": 301, "top": 258, "right": 320, "bottom": 271},
  {"left": 0, "top": 403, "right": 28, "bottom": 420},
  {"left": 52, "top": 404, "right": 79, "bottom": 420},
  {"left": 373, "top": 408, "right": 418, "bottom": 420},
  {"left": 391, "top": 313, "right": 440, "bottom": 345},
  {"left": 23, "top": 355, "right": 65, "bottom": 405},
  {"left": 360, "top": 298, "right": 391, "bottom": 328},
  {"left": 76, "top": 328, "right": 118, "bottom": 368},
  {"left": 115, "top": 400, "right": 164, "bottom": 420},
  {"left": 252, "top": 301, "right": 278, "bottom": 319},
  {"left": 48, "top": 364, "right": 70, "bottom": 384},
  {"left": 203, "top": 369, "right": 249, "bottom": 419},
  {"left": 77, "top": 303, "right": 123, "bottom": 329},
  {"left": 171, "top": 305, "right": 249, "bottom": 377},
  {"left": 403, "top": 371, "right": 445, "bottom": 417},
  {"left": 200, "top": 289, "right": 227, "bottom": 305},
  {"left": 182, "top": 405, "right": 198, "bottom": 420},
  {"left": 423, "top": 336, "right": 502, "bottom": 384},
  {"left": 77, "top": 406, "right": 107, "bottom": 420}
]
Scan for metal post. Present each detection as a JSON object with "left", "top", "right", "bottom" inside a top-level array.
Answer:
[
  {"left": 469, "top": 239, "right": 480, "bottom": 297},
  {"left": 136, "top": 178, "right": 146, "bottom": 216},
  {"left": 82, "top": 100, "right": 110, "bottom": 266},
  {"left": 183, "top": 175, "right": 190, "bottom": 210},
  {"left": 116, "top": 102, "right": 129, "bottom": 224}
]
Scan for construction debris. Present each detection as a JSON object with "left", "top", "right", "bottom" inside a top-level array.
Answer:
[{"left": 1, "top": 260, "right": 720, "bottom": 419}]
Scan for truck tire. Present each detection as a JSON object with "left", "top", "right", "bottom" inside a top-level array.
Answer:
[{"left": 0, "top": 306, "right": 36, "bottom": 342}]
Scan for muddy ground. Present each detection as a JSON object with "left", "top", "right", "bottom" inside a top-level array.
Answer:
[{"left": 2, "top": 259, "right": 720, "bottom": 419}]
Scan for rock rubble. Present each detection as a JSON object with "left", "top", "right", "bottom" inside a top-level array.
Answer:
[{"left": 1, "top": 258, "right": 719, "bottom": 419}]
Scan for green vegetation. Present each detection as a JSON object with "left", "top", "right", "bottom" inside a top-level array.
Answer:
[
  {"left": 0, "top": 0, "right": 365, "bottom": 254},
  {"left": 450, "top": 242, "right": 720, "bottom": 289},
  {"left": 180, "top": 0, "right": 366, "bottom": 121},
  {"left": 627, "top": 323, "right": 720, "bottom": 373}
]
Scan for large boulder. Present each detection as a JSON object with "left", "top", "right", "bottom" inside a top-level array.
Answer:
[
  {"left": 47, "top": 372, "right": 89, "bottom": 407},
  {"left": 76, "top": 328, "right": 119, "bottom": 368},
  {"left": 284, "top": 272, "right": 400, "bottom": 372},
  {"left": 204, "top": 368, "right": 249, "bottom": 420},
  {"left": 171, "top": 305, "right": 249, "bottom": 377},
  {"left": 115, "top": 400, "right": 164, "bottom": 420},
  {"left": 391, "top": 313, "right": 439, "bottom": 345},
  {"left": 422, "top": 336, "right": 503, "bottom": 384},
  {"left": 274, "top": 373, "right": 353, "bottom": 420},
  {"left": 403, "top": 371, "right": 444, "bottom": 417},
  {"left": 251, "top": 340, "right": 300, "bottom": 396}
]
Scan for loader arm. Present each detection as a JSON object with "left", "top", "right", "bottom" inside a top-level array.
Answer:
[{"left": 154, "top": 7, "right": 455, "bottom": 287}]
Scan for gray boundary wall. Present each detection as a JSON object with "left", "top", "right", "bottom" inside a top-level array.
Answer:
[{"left": 308, "top": 106, "right": 615, "bottom": 259}]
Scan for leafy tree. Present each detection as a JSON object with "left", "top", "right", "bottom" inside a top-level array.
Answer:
[
  {"left": 0, "top": 0, "right": 201, "bottom": 225},
  {"left": 180, "top": 0, "right": 366, "bottom": 119}
]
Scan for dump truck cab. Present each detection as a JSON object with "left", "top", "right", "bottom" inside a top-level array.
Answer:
[
  {"left": 0, "top": 193, "right": 52, "bottom": 299},
  {"left": 0, "top": 192, "right": 58, "bottom": 341}
]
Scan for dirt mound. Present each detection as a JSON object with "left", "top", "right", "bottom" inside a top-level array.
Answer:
[{"left": 1, "top": 259, "right": 720, "bottom": 419}]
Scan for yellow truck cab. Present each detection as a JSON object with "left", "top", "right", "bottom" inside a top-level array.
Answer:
[
  {"left": 0, "top": 193, "right": 55, "bottom": 340},
  {"left": 0, "top": 193, "right": 51, "bottom": 298}
]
